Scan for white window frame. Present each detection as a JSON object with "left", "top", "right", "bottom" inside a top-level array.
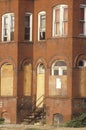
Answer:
[
  {"left": 78, "top": 60, "right": 86, "bottom": 68},
  {"left": 38, "top": 11, "right": 46, "bottom": 41},
  {"left": 2, "top": 13, "right": 14, "bottom": 42},
  {"left": 53, "top": 4, "right": 68, "bottom": 37},
  {"left": 80, "top": 4, "right": 86, "bottom": 36},
  {"left": 24, "top": 12, "right": 32, "bottom": 41},
  {"left": 51, "top": 60, "right": 67, "bottom": 76}
]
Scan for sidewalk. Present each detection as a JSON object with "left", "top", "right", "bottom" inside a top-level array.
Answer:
[{"left": 0, "top": 124, "right": 86, "bottom": 130}]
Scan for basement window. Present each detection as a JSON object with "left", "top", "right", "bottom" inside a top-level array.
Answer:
[
  {"left": 2, "top": 13, "right": 14, "bottom": 42},
  {"left": 38, "top": 11, "right": 46, "bottom": 41}
]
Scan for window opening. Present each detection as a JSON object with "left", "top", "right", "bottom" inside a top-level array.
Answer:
[
  {"left": 78, "top": 60, "right": 86, "bottom": 67},
  {"left": 80, "top": 4, "right": 86, "bottom": 36},
  {"left": 24, "top": 13, "right": 32, "bottom": 41},
  {"left": 38, "top": 11, "right": 46, "bottom": 40},
  {"left": 52, "top": 60, "right": 67, "bottom": 76},
  {"left": 2, "top": 13, "right": 14, "bottom": 42},
  {"left": 53, "top": 5, "right": 68, "bottom": 37}
]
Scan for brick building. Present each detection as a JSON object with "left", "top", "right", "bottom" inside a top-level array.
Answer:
[{"left": 0, "top": 0, "right": 86, "bottom": 125}]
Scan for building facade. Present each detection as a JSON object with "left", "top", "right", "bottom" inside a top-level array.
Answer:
[{"left": 0, "top": 0, "right": 86, "bottom": 125}]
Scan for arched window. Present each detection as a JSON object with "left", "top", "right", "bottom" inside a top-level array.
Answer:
[
  {"left": 78, "top": 59, "right": 86, "bottom": 97},
  {"left": 51, "top": 60, "right": 67, "bottom": 76},
  {"left": 49, "top": 60, "right": 67, "bottom": 96},
  {"left": 78, "top": 60, "right": 86, "bottom": 67},
  {"left": 1, "top": 63, "right": 13, "bottom": 96}
]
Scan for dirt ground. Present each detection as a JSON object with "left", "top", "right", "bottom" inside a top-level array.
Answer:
[{"left": 0, "top": 124, "right": 86, "bottom": 130}]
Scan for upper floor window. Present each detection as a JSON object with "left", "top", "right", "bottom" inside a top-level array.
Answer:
[
  {"left": 24, "top": 12, "right": 32, "bottom": 41},
  {"left": 2, "top": 13, "right": 14, "bottom": 42},
  {"left": 53, "top": 5, "right": 68, "bottom": 37},
  {"left": 38, "top": 11, "right": 46, "bottom": 41},
  {"left": 51, "top": 60, "right": 67, "bottom": 76},
  {"left": 80, "top": 4, "right": 86, "bottom": 36}
]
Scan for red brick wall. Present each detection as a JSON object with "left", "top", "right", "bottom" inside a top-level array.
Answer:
[
  {"left": 0, "top": 97, "right": 17, "bottom": 123},
  {"left": 33, "top": 0, "right": 86, "bottom": 124},
  {"left": 0, "top": 0, "right": 34, "bottom": 123}
]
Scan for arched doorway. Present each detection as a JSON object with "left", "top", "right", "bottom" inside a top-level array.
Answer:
[{"left": 36, "top": 63, "right": 45, "bottom": 107}]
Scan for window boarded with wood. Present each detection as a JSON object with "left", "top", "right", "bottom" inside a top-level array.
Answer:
[
  {"left": 79, "top": 68, "right": 86, "bottom": 97},
  {"left": 36, "top": 73, "right": 45, "bottom": 107},
  {"left": 1, "top": 64, "right": 13, "bottom": 96},
  {"left": 36, "top": 64, "right": 45, "bottom": 107},
  {"left": 49, "top": 76, "right": 67, "bottom": 96},
  {"left": 23, "top": 64, "right": 32, "bottom": 96}
]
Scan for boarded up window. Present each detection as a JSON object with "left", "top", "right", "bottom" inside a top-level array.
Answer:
[
  {"left": 50, "top": 60, "right": 67, "bottom": 96},
  {"left": 1, "top": 64, "right": 13, "bottom": 96},
  {"left": 49, "top": 76, "right": 67, "bottom": 96},
  {"left": 23, "top": 64, "right": 32, "bottom": 96},
  {"left": 79, "top": 68, "right": 86, "bottom": 97}
]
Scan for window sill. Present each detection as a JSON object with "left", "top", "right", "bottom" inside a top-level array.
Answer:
[
  {"left": 1, "top": 41, "right": 15, "bottom": 44},
  {"left": 38, "top": 39, "right": 46, "bottom": 42},
  {"left": 79, "top": 34, "right": 86, "bottom": 38},
  {"left": 37, "top": 40, "right": 46, "bottom": 44},
  {"left": 52, "top": 35, "right": 68, "bottom": 38}
]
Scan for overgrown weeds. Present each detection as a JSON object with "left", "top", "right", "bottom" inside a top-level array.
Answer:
[
  {"left": 0, "top": 118, "right": 5, "bottom": 124},
  {"left": 64, "top": 112, "right": 86, "bottom": 128}
]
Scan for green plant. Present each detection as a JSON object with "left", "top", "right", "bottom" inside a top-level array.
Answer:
[
  {"left": 64, "top": 112, "right": 86, "bottom": 128},
  {"left": 0, "top": 118, "right": 5, "bottom": 124}
]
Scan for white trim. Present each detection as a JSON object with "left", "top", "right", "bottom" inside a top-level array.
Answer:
[
  {"left": 2, "top": 13, "right": 14, "bottom": 42},
  {"left": 25, "top": 12, "right": 32, "bottom": 41},
  {"left": 38, "top": 11, "right": 46, "bottom": 41},
  {"left": 80, "top": 5, "right": 86, "bottom": 36},
  {"left": 80, "top": 4, "right": 86, "bottom": 8},
  {"left": 52, "top": 4, "right": 68, "bottom": 37},
  {"left": 51, "top": 60, "right": 67, "bottom": 76}
]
